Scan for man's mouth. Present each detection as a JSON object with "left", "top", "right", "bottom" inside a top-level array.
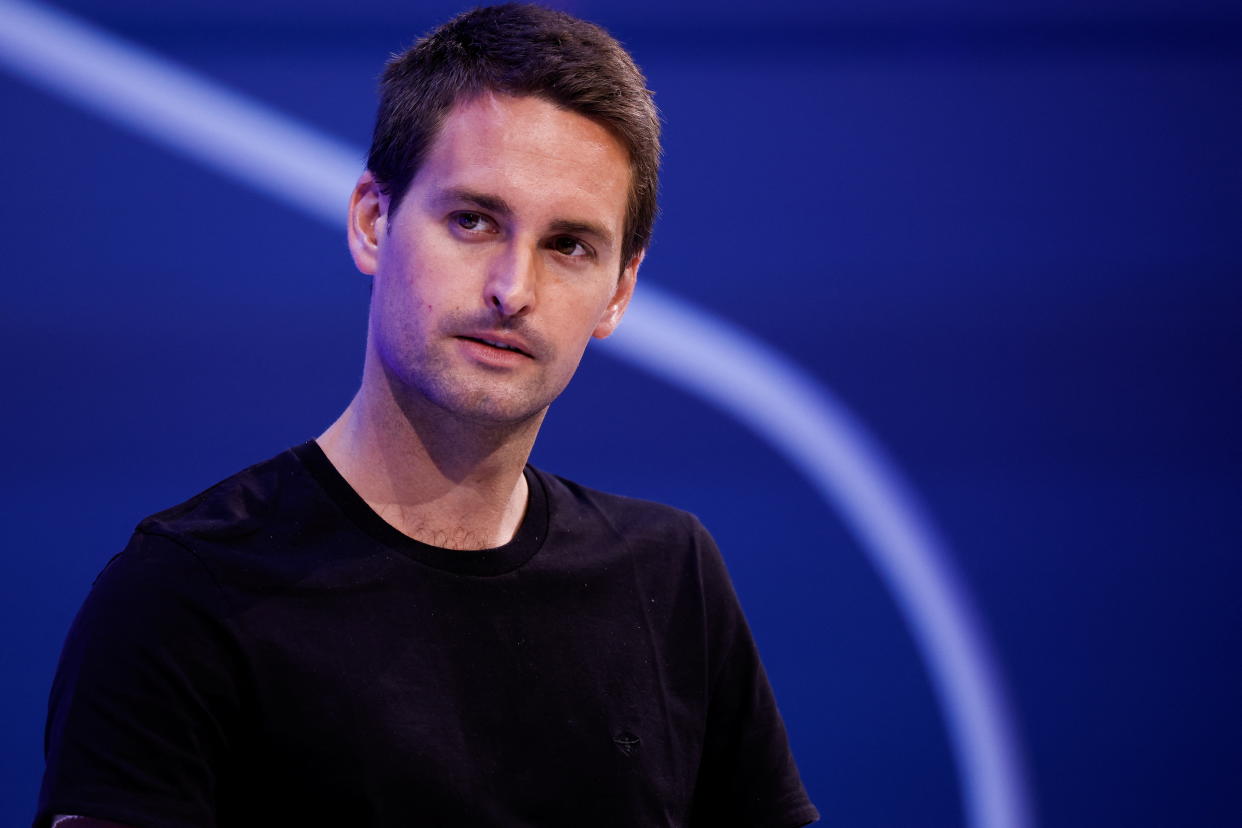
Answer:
[{"left": 457, "top": 336, "right": 533, "bottom": 358}]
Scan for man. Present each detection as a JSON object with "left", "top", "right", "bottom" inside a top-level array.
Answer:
[{"left": 36, "top": 5, "right": 818, "bottom": 827}]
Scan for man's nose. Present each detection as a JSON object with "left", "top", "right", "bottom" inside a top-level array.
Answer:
[{"left": 485, "top": 242, "right": 537, "bottom": 319}]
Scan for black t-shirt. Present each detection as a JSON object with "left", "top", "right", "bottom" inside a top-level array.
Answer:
[{"left": 36, "top": 443, "right": 818, "bottom": 827}]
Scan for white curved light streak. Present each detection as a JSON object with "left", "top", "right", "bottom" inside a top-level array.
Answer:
[
  {"left": 608, "top": 291, "right": 1032, "bottom": 828},
  {"left": 0, "top": 2, "right": 1033, "bottom": 826}
]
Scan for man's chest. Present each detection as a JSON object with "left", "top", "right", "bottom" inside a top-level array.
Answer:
[{"left": 222, "top": 565, "right": 709, "bottom": 826}]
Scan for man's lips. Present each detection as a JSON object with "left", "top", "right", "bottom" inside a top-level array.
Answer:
[{"left": 455, "top": 333, "right": 535, "bottom": 359}]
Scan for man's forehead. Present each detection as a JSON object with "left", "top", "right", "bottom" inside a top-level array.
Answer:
[
  {"left": 414, "top": 93, "right": 631, "bottom": 240},
  {"left": 431, "top": 93, "right": 628, "bottom": 174}
]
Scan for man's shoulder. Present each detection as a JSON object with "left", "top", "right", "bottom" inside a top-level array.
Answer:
[
  {"left": 97, "top": 441, "right": 356, "bottom": 600},
  {"left": 531, "top": 466, "right": 713, "bottom": 552},
  {"left": 136, "top": 443, "right": 311, "bottom": 545}
]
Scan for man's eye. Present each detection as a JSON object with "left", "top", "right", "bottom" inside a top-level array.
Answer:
[
  {"left": 550, "top": 236, "right": 589, "bottom": 258},
  {"left": 453, "top": 212, "right": 494, "bottom": 233}
]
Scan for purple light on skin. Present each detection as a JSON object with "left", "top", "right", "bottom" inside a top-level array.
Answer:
[{"left": 0, "top": 1, "right": 1034, "bottom": 826}]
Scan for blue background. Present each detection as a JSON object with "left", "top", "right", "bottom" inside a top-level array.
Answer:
[{"left": 2, "top": 0, "right": 1239, "bottom": 825}]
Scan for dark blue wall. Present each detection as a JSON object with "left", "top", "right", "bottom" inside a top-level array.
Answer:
[{"left": 2, "top": 1, "right": 1239, "bottom": 825}]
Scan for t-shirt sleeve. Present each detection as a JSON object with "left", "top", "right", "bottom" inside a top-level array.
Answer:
[
  {"left": 687, "top": 518, "right": 820, "bottom": 828},
  {"left": 35, "top": 530, "right": 243, "bottom": 828}
]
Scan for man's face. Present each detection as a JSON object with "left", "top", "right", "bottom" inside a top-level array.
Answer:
[{"left": 348, "top": 92, "right": 640, "bottom": 427}]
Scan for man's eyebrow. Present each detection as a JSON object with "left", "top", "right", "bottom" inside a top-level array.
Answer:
[
  {"left": 548, "top": 218, "right": 615, "bottom": 252},
  {"left": 432, "top": 187, "right": 515, "bottom": 217}
]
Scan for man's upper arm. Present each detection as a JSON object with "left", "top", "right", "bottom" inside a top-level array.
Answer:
[
  {"left": 52, "top": 816, "right": 140, "bottom": 828},
  {"left": 35, "top": 531, "right": 242, "bottom": 828},
  {"left": 686, "top": 517, "right": 820, "bottom": 827}
]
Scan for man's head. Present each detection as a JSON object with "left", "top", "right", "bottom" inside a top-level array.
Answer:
[{"left": 367, "top": 3, "right": 661, "bottom": 269}]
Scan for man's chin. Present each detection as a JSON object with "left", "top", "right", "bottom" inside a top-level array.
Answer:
[{"left": 423, "top": 385, "right": 553, "bottom": 431}]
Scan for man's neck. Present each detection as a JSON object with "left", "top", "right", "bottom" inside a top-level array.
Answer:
[{"left": 316, "top": 371, "right": 542, "bottom": 551}]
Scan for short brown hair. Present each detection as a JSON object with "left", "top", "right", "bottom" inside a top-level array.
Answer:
[{"left": 367, "top": 3, "right": 661, "bottom": 267}]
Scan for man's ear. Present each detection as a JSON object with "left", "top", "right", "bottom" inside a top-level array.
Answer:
[
  {"left": 593, "top": 250, "right": 643, "bottom": 339},
  {"left": 347, "top": 171, "right": 387, "bottom": 276}
]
